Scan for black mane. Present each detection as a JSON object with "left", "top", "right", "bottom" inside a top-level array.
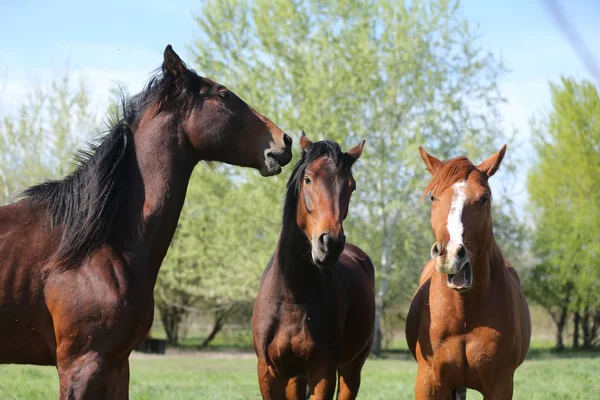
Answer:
[
  {"left": 282, "top": 140, "right": 353, "bottom": 223},
  {"left": 23, "top": 64, "right": 202, "bottom": 266}
]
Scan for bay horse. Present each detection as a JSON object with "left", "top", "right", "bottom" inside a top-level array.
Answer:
[
  {"left": 252, "top": 134, "right": 375, "bottom": 400},
  {"left": 406, "top": 146, "right": 531, "bottom": 399},
  {"left": 0, "top": 45, "right": 292, "bottom": 399}
]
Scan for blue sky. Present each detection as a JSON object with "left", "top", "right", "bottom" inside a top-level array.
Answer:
[
  {"left": 1, "top": 0, "right": 598, "bottom": 127},
  {"left": 1, "top": 0, "right": 598, "bottom": 206}
]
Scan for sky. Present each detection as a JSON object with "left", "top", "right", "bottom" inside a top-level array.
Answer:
[{"left": 1, "top": 0, "right": 599, "bottom": 207}]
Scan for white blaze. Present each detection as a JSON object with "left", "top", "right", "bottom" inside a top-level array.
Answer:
[{"left": 447, "top": 181, "right": 467, "bottom": 244}]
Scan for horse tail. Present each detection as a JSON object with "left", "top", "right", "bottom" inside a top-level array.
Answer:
[{"left": 452, "top": 388, "right": 467, "bottom": 399}]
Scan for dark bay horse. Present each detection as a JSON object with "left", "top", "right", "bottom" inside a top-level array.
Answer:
[
  {"left": 252, "top": 134, "right": 375, "bottom": 400},
  {"left": 0, "top": 45, "right": 292, "bottom": 399},
  {"left": 406, "top": 146, "right": 531, "bottom": 399}
]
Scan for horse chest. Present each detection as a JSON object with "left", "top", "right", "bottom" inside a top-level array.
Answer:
[
  {"left": 432, "top": 329, "right": 501, "bottom": 368},
  {"left": 267, "top": 304, "right": 335, "bottom": 365}
]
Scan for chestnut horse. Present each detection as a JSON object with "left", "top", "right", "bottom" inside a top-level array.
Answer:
[
  {"left": 406, "top": 146, "right": 531, "bottom": 399},
  {"left": 0, "top": 46, "right": 292, "bottom": 399},
  {"left": 252, "top": 134, "right": 375, "bottom": 400}
]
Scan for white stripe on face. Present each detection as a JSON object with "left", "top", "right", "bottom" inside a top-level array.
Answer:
[{"left": 447, "top": 181, "right": 467, "bottom": 244}]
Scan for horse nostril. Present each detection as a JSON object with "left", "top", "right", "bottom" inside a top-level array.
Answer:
[
  {"left": 457, "top": 244, "right": 466, "bottom": 260},
  {"left": 430, "top": 242, "right": 440, "bottom": 259},
  {"left": 283, "top": 134, "right": 292, "bottom": 147},
  {"left": 318, "top": 233, "right": 328, "bottom": 252}
]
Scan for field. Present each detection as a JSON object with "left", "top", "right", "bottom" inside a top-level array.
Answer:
[{"left": 0, "top": 347, "right": 598, "bottom": 400}]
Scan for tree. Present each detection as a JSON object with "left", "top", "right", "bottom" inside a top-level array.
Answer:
[
  {"left": 528, "top": 77, "right": 600, "bottom": 349},
  {"left": 0, "top": 73, "right": 97, "bottom": 204},
  {"left": 155, "top": 164, "right": 282, "bottom": 346},
  {"left": 191, "top": 0, "right": 512, "bottom": 354}
]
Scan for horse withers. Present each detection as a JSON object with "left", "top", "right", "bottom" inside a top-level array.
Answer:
[
  {"left": 406, "top": 146, "right": 531, "bottom": 399},
  {"left": 0, "top": 45, "right": 292, "bottom": 399},
  {"left": 252, "top": 133, "right": 375, "bottom": 400}
]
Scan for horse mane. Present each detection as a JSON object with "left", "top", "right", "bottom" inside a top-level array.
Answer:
[
  {"left": 22, "top": 62, "right": 205, "bottom": 266},
  {"left": 282, "top": 140, "right": 353, "bottom": 223},
  {"left": 423, "top": 156, "right": 475, "bottom": 199}
]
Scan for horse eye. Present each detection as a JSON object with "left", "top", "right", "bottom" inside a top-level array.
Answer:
[
  {"left": 480, "top": 195, "right": 489, "bottom": 205},
  {"left": 304, "top": 177, "right": 312, "bottom": 185},
  {"left": 430, "top": 194, "right": 436, "bottom": 202},
  {"left": 218, "top": 91, "right": 229, "bottom": 99}
]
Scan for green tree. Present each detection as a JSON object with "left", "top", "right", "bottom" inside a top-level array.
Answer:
[
  {"left": 190, "top": 0, "right": 513, "bottom": 354},
  {"left": 155, "top": 164, "right": 282, "bottom": 346},
  {"left": 528, "top": 77, "right": 600, "bottom": 349},
  {"left": 0, "top": 73, "right": 97, "bottom": 204}
]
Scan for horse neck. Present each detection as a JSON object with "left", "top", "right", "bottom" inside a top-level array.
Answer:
[
  {"left": 114, "top": 112, "right": 196, "bottom": 287},
  {"left": 272, "top": 216, "right": 329, "bottom": 304}
]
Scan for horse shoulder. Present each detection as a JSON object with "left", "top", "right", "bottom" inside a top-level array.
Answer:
[
  {"left": 406, "top": 260, "right": 435, "bottom": 360},
  {"left": 504, "top": 259, "right": 522, "bottom": 286},
  {"left": 341, "top": 243, "right": 374, "bottom": 282},
  {"left": 252, "top": 259, "right": 283, "bottom": 360}
]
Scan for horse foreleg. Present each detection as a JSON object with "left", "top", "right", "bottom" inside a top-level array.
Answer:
[
  {"left": 105, "top": 358, "right": 130, "bottom": 400},
  {"left": 336, "top": 345, "right": 370, "bottom": 400},
  {"left": 484, "top": 374, "right": 514, "bottom": 400},
  {"left": 257, "top": 358, "right": 286, "bottom": 400},
  {"left": 286, "top": 376, "right": 308, "bottom": 400},
  {"left": 57, "top": 351, "right": 109, "bottom": 400},
  {"left": 414, "top": 364, "right": 451, "bottom": 400},
  {"left": 308, "top": 366, "right": 336, "bottom": 400}
]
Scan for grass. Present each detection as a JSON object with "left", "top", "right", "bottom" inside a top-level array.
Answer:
[{"left": 0, "top": 349, "right": 598, "bottom": 399}]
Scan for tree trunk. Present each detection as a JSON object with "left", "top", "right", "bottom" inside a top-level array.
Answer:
[
  {"left": 547, "top": 286, "right": 570, "bottom": 350},
  {"left": 197, "top": 305, "right": 235, "bottom": 349},
  {"left": 372, "top": 213, "right": 391, "bottom": 357},
  {"left": 554, "top": 302, "right": 568, "bottom": 351},
  {"left": 591, "top": 308, "right": 600, "bottom": 347},
  {"left": 573, "top": 311, "right": 580, "bottom": 349},
  {"left": 158, "top": 305, "right": 185, "bottom": 347},
  {"left": 582, "top": 306, "right": 593, "bottom": 349},
  {"left": 198, "top": 315, "right": 225, "bottom": 349}
]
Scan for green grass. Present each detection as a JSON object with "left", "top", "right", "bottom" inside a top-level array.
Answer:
[{"left": 0, "top": 350, "right": 598, "bottom": 399}]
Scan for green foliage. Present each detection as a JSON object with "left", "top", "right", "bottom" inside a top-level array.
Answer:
[
  {"left": 527, "top": 77, "right": 600, "bottom": 347},
  {"left": 155, "top": 165, "right": 284, "bottom": 344},
  {"left": 0, "top": 73, "right": 97, "bottom": 204},
  {"left": 188, "top": 0, "right": 515, "bottom": 351}
]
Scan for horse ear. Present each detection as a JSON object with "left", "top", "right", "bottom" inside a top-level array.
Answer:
[
  {"left": 477, "top": 144, "right": 507, "bottom": 178},
  {"left": 163, "top": 45, "right": 186, "bottom": 79},
  {"left": 300, "top": 130, "right": 313, "bottom": 154},
  {"left": 345, "top": 140, "right": 366, "bottom": 164},
  {"left": 419, "top": 146, "right": 442, "bottom": 175}
]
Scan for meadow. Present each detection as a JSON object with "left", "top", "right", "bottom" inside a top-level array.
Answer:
[{"left": 1, "top": 345, "right": 598, "bottom": 400}]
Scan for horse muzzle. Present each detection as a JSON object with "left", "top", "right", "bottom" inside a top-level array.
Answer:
[
  {"left": 311, "top": 233, "right": 345, "bottom": 267},
  {"left": 431, "top": 241, "right": 473, "bottom": 291}
]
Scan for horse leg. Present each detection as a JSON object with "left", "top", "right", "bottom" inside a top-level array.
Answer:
[
  {"left": 57, "top": 351, "right": 109, "bottom": 400},
  {"left": 335, "top": 365, "right": 361, "bottom": 400},
  {"left": 104, "top": 358, "right": 130, "bottom": 400},
  {"left": 257, "top": 358, "right": 286, "bottom": 400},
  {"left": 414, "top": 364, "right": 450, "bottom": 400},
  {"left": 484, "top": 375, "right": 513, "bottom": 400},
  {"left": 307, "top": 366, "right": 336, "bottom": 400},
  {"left": 336, "top": 345, "right": 370, "bottom": 400},
  {"left": 285, "top": 376, "right": 308, "bottom": 400}
]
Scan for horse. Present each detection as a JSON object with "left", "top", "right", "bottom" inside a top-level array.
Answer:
[
  {"left": 406, "top": 146, "right": 531, "bottom": 400},
  {"left": 0, "top": 45, "right": 292, "bottom": 399},
  {"left": 252, "top": 133, "right": 375, "bottom": 400}
]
